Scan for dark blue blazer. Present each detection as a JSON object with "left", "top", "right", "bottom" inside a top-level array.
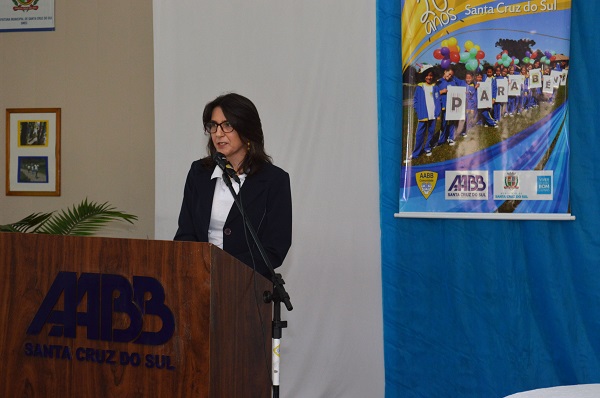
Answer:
[{"left": 174, "top": 160, "right": 292, "bottom": 277}]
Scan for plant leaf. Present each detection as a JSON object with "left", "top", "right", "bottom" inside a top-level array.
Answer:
[
  {"left": 0, "top": 212, "right": 54, "bottom": 233},
  {"left": 1, "top": 199, "right": 137, "bottom": 236}
]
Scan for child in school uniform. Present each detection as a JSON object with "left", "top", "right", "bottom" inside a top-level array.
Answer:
[
  {"left": 464, "top": 71, "right": 478, "bottom": 135},
  {"left": 409, "top": 69, "right": 441, "bottom": 159},
  {"left": 436, "top": 67, "right": 462, "bottom": 146},
  {"left": 479, "top": 70, "right": 498, "bottom": 128}
]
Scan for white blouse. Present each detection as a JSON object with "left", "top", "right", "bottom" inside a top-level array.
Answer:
[{"left": 207, "top": 165, "right": 246, "bottom": 249}]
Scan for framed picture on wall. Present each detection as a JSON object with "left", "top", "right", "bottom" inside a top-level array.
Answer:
[
  {"left": 6, "top": 108, "right": 61, "bottom": 196},
  {"left": 0, "top": 0, "right": 55, "bottom": 32}
]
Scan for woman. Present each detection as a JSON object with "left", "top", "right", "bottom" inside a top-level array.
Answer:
[{"left": 174, "top": 93, "right": 292, "bottom": 277}]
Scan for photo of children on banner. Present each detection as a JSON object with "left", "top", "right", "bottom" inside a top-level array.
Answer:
[
  {"left": 438, "top": 67, "right": 498, "bottom": 136},
  {"left": 406, "top": 62, "right": 568, "bottom": 163},
  {"left": 404, "top": 47, "right": 568, "bottom": 164}
]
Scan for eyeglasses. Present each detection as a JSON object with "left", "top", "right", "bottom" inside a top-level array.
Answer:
[{"left": 204, "top": 121, "right": 235, "bottom": 135}]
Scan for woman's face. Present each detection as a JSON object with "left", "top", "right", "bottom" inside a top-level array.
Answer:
[{"left": 210, "top": 106, "right": 247, "bottom": 169}]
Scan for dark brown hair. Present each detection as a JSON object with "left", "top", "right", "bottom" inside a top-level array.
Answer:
[{"left": 202, "top": 93, "right": 272, "bottom": 175}]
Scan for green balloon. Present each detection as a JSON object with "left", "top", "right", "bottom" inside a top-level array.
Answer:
[{"left": 466, "top": 58, "right": 478, "bottom": 71}]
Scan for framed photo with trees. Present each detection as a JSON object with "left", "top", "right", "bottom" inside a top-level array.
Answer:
[{"left": 6, "top": 108, "right": 61, "bottom": 196}]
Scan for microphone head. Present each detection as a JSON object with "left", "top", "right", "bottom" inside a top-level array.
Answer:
[
  {"left": 213, "top": 151, "right": 227, "bottom": 163},
  {"left": 212, "top": 152, "right": 240, "bottom": 183}
]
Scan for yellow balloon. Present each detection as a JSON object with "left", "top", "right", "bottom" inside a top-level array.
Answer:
[
  {"left": 448, "top": 37, "right": 457, "bottom": 46},
  {"left": 441, "top": 40, "right": 448, "bottom": 48},
  {"left": 474, "top": 45, "right": 480, "bottom": 51},
  {"left": 464, "top": 40, "right": 473, "bottom": 50}
]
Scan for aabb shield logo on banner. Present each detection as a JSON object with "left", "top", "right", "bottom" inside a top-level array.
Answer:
[{"left": 416, "top": 171, "right": 438, "bottom": 199}]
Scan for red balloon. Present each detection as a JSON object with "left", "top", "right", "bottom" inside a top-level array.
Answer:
[
  {"left": 450, "top": 52, "right": 460, "bottom": 63},
  {"left": 496, "top": 53, "right": 502, "bottom": 60},
  {"left": 531, "top": 52, "right": 538, "bottom": 59},
  {"left": 476, "top": 50, "right": 485, "bottom": 60},
  {"left": 550, "top": 55, "right": 556, "bottom": 61},
  {"left": 433, "top": 49, "right": 443, "bottom": 60}
]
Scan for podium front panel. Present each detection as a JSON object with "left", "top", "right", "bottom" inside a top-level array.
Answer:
[{"left": 0, "top": 233, "right": 272, "bottom": 397}]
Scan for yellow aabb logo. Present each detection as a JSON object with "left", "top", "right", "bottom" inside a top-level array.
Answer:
[{"left": 416, "top": 171, "right": 438, "bottom": 200}]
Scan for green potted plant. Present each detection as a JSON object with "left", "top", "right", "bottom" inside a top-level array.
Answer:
[{"left": 0, "top": 199, "right": 137, "bottom": 236}]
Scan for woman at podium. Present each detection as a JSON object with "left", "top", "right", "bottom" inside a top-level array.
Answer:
[{"left": 174, "top": 93, "right": 292, "bottom": 277}]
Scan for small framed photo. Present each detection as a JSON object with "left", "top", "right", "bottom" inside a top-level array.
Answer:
[{"left": 6, "top": 108, "right": 61, "bottom": 196}]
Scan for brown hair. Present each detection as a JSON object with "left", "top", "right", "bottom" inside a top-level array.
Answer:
[{"left": 201, "top": 93, "right": 272, "bottom": 175}]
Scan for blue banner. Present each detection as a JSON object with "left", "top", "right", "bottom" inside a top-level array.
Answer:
[{"left": 378, "top": 1, "right": 600, "bottom": 397}]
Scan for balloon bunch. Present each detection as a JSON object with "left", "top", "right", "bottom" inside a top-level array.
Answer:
[
  {"left": 539, "top": 50, "right": 556, "bottom": 65},
  {"left": 432, "top": 37, "right": 461, "bottom": 70},
  {"left": 521, "top": 50, "right": 538, "bottom": 65},
  {"left": 461, "top": 40, "right": 485, "bottom": 71},
  {"left": 432, "top": 37, "right": 486, "bottom": 71},
  {"left": 495, "top": 50, "right": 519, "bottom": 67}
]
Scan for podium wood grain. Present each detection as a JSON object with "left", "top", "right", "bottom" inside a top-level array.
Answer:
[{"left": 0, "top": 232, "right": 272, "bottom": 397}]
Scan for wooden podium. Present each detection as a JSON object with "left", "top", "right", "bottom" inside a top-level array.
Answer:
[{"left": 0, "top": 232, "right": 272, "bottom": 397}]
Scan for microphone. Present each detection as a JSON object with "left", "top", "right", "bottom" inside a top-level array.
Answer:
[{"left": 213, "top": 152, "right": 240, "bottom": 183}]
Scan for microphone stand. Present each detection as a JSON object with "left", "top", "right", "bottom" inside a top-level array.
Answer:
[{"left": 220, "top": 170, "right": 292, "bottom": 398}]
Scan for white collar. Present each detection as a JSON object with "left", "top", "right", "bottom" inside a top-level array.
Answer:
[{"left": 211, "top": 165, "right": 246, "bottom": 186}]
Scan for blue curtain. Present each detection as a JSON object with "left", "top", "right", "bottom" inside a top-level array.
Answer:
[{"left": 377, "top": 1, "right": 600, "bottom": 397}]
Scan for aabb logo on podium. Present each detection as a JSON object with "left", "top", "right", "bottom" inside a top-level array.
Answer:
[{"left": 27, "top": 272, "right": 175, "bottom": 345}]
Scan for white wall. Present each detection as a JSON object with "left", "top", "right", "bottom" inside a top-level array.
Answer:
[{"left": 154, "top": 1, "right": 384, "bottom": 396}]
